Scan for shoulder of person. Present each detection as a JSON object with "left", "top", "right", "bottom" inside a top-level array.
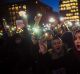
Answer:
[
  {"left": 43, "top": 49, "right": 53, "bottom": 57},
  {"left": 65, "top": 48, "right": 74, "bottom": 58}
]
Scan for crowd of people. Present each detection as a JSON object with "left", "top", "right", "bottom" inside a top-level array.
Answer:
[{"left": 0, "top": 25, "right": 80, "bottom": 74}]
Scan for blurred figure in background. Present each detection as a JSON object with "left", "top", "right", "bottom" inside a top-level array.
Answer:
[
  {"left": 72, "top": 30, "right": 80, "bottom": 73},
  {"left": 47, "top": 36, "right": 67, "bottom": 74},
  {"left": 64, "top": 30, "right": 80, "bottom": 73},
  {"left": 38, "top": 36, "right": 70, "bottom": 74},
  {"left": 4, "top": 26, "right": 35, "bottom": 74},
  {"left": 61, "top": 31, "right": 74, "bottom": 51},
  {"left": 39, "top": 30, "right": 53, "bottom": 55}
]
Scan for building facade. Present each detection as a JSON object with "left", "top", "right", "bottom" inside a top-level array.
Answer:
[
  {"left": 0, "top": 0, "right": 57, "bottom": 26},
  {"left": 59, "top": 0, "right": 80, "bottom": 22}
]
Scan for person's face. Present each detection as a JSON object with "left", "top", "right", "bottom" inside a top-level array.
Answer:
[
  {"left": 74, "top": 32, "right": 80, "bottom": 51},
  {"left": 52, "top": 39, "right": 63, "bottom": 53}
]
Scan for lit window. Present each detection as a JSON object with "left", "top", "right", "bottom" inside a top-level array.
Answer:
[
  {"left": 66, "top": 14, "right": 69, "bottom": 16},
  {"left": 72, "top": 6, "right": 77, "bottom": 9},
  {"left": 61, "top": 5, "right": 63, "bottom": 7},
  {"left": 67, "top": 7, "right": 71, "bottom": 10},
  {"left": 70, "top": 17, "right": 72, "bottom": 19},
  {"left": 76, "top": 19, "right": 79, "bottom": 21},
  {"left": 76, "top": 16, "right": 79, "bottom": 18},
  {"left": 70, "top": 3, "right": 73, "bottom": 6},
  {"left": 15, "top": 6, "right": 18, "bottom": 11},
  {"left": 76, "top": 3, "right": 78, "bottom": 5},
  {"left": 67, "top": 14, "right": 71, "bottom": 16},
  {"left": 75, "top": 13, "right": 79, "bottom": 15},
  {"left": 70, "top": 17, "right": 73, "bottom": 19},
  {"left": 71, "top": 10, "right": 73, "bottom": 12},
  {"left": 63, "top": 1, "right": 66, "bottom": 3},
  {"left": 74, "top": 10, "right": 76, "bottom": 12},
  {"left": 70, "top": 0, "right": 74, "bottom": 2},
  {"left": 12, "top": 7, "right": 14, "bottom": 10},
  {"left": 76, "top": 9, "right": 78, "bottom": 11},
  {"left": 67, "top": 1, "right": 70, "bottom": 3},
  {"left": 61, "top": 8, "right": 64, "bottom": 10},
  {"left": 65, "top": 17, "right": 68, "bottom": 19},
  {"left": 70, "top": 0, "right": 77, "bottom": 2},
  {"left": 23, "top": 5, "right": 26, "bottom": 10},
  {"left": 73, "top": 3, "right": 76, "bottom": 5},
  {"left": 71, "top": 10, "right": 76, "bottom": 12},
  {"left": 62, "top": 4, "right": 64, "bottom": 6},
  {"left": 61, "top": 8, "right": 63, "bottom": 10},
  {"left": 66, "top": 4, "right": 70, "bottom": 7},
  {"left": 74, "top": 0, "right": 77, "bottom": 2}
]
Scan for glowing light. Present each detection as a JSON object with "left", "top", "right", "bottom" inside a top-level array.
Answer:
[
  {"left": 3, "top": 19, "right": 5, "bottom": 21},
  {"left": 19, "top": 11, "right": 26, "bottom": 16},
  {"left": 55, "top": 27, "right": 57, "bottom": 30},
  {"left": 6, "top": 25, "right": 10, "bottom": 29},
  {"left": 37, "top": 13, "right": 42, "bottom": 17},
  {"left": 33, "top": 27, "right": 40, "bottom": 34},
  {"left": 0, "top": 30, "right": 3, "bottom": 36},
  {"left": 36, "top": 1, "right": 38, "bottom": 4},
  {"left": 19, "top": 11, "right": 28, "bottom": 18},
  {"left": 27, "top": 25, "right": 31, "bottom": 28},
  {"left": 60, "top": 17, "right": 64, "bottom": 21},
  {"left": 49, "top": 17, "right": 55, "bottom": 23},
  {"left": 23, "top": 5, "right": 26, "bottom": 9},
  {"left": 45, "top": 33, "right": 48, "bottom": 37},
  {"left": 43, "top": 29, "right": 46, "bottom": 32},
  {"left": 16, "top": 28, "right": 23, "bottom": 33},
  {"left": 18, "top": 27, "right": 21, "bottom": 30},
  {"left": 43, "top": 23, "right": 51, "bottom": 31},
  {"left": 42, "top": 23, "right": 45, "bottom": 26},
  {"left": 0, "top": 33, "right": 3, "bottom": 36},
  {"left": 11, "top": 26, "right": 16, "bottom": 31},
  {"left": 75, "top": 22, "right": 80, "bottom": 26},
  {"left": 67, "top": 21, "right": 73, "bottom": 27}
]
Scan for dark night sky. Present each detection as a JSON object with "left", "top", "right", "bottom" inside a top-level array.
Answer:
[
  {"left": 2, "top": 0, "right": 60, "bottom": 12},
  {"left": 40, "top": 0, "right": 60, "bottom": 12}
]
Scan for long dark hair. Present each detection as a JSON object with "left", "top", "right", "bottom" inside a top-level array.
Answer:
[
  {"left": 73, "top": 30, "right": 80, "bottom": 43},
  {"left": 73, "top": 30, "right": 80, "bottom": 50}
]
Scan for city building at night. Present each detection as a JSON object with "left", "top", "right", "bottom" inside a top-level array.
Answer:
[
  {"left": 0, "top": 0, "right": 58, "bottom": 26},
  {"left": 59, "top": 0, "right": 80, "bottom": 22}
]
